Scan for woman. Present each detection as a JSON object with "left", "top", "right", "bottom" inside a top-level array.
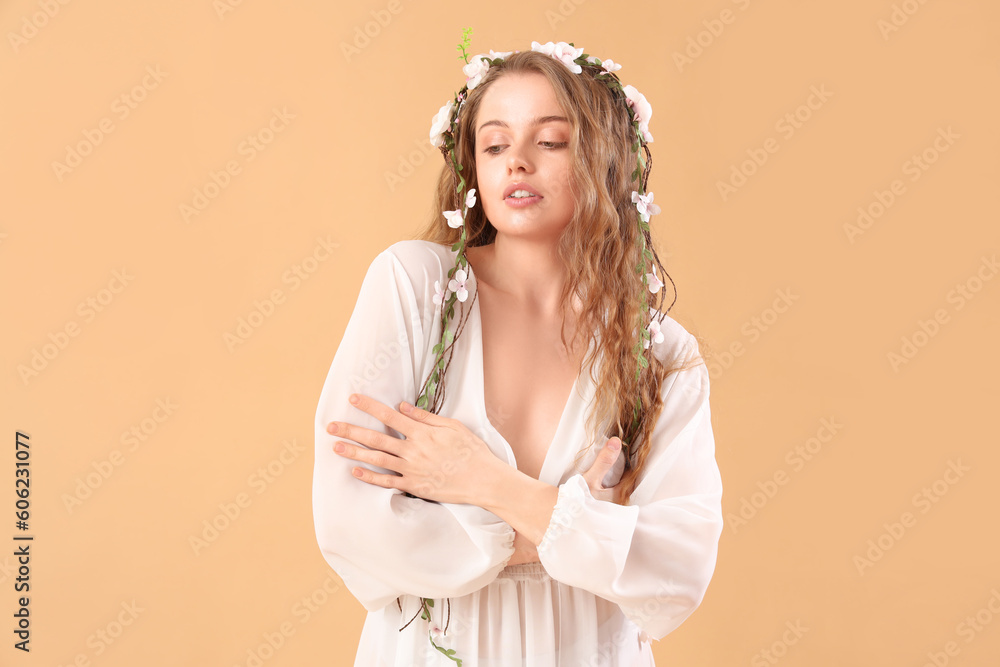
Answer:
[{"left": 312, "top": 40, "right": 723, "bottom": 666}]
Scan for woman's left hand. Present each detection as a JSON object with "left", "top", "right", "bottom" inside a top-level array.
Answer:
[{"left": 327, "top": 393, "right": 501, "bottom": 505}]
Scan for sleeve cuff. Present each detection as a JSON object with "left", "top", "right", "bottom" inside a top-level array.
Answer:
[
  {"left": 537, "top": 474, "right": 590, "bottom": 555},
  {"left": 536, "top": 473, "right": 641, "bottom": 589},
  {"left": 499, "top": 522, "right": 517, "bottom": 569}
]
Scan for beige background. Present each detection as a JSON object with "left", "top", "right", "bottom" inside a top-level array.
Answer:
[{"left": 2, "top": 0, "right": 998, "bottom": 665}]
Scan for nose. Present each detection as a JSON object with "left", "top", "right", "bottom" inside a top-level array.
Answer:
[{"left": 505, "top": 138, "right": 534, "bottom": 173}]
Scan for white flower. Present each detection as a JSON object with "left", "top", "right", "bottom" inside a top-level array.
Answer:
[
  {"left": 448, "top": 268, "right": 470, "bottom": 302},
  {"left": 432, "top": 280, "right": 449, "bottom": 306},
  {"left": 631, "top": 191, "right": 661, "bottom": 222},
  {"left": 429, "top": 100, "right": 455, "bottom": 148},
  {"left": 646, "top": 263, "right": 664, "bottom": 294},
  {"left": 442, "top": 209, "right": 464, "bottom": 229},
  {"left": 643, "top": 318, "right": 664, "bottom": 349},
  {"left": 623, "top": 84, "right": 654, "bottom": 143},
  {"left": 463, "top": 50, "right": 511, "bottom": 90},
  {"left": 442, "top": 188, "right": 477, "bottom": 229},
  {"left": 530, "top": 41, "right": 584, "bottom": 74},
  {"left": 463, "top": 55, "right": 490, "bottom": 90},
  {"left": 596, "top": 58, "right": 621, "bottom": 74}
]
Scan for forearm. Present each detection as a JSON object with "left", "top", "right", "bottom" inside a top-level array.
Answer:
[
  {"left": 506, "top": 529, "right": 540, "bottom": 565},
  {"left": 476, "top": 459, "right": 560, "bottom": 547}
]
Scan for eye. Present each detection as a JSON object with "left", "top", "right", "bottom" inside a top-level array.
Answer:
[
  {"left": 483, "top": 145, "right": 505, "bottom": 155},
  {"left": 540, "top": 141, "right": 569, "bottom": 149}
]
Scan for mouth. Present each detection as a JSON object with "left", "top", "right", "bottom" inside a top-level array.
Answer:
[
  {"left": 505, "top": 191, "right": 542, "bottom": 202},
  {"left": 503, "top": 183, "right": 543, "bottom": 200}
]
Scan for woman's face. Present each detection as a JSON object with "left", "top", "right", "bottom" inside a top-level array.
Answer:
[{"left": 473, "top": 72, "right": 576, "bottom": 241}]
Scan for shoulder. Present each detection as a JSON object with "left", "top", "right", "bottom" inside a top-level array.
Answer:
[
  {"left": 374, "top": 239, "right": 456, "bottom": 287},
  {"left": 646, "top": 307, "right": 703, "bottom": 370}
]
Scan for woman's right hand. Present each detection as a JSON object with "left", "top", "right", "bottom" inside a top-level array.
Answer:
[{"left": 506, "top": 438, "right": 625, "bottom": 567}]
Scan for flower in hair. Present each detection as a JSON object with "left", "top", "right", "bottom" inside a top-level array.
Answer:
[
  {"left": 442, "top": 209, "right": 464, "bottom": 228},
  {"left": 442, "top": 188, "right": 478, "bottom": 228},
  {"left": 447, "top": 268, "right": 470, "bottom": 302},
  {"left": 623, "top": 84, "right": 654, "bottom": 143},
  {"left": 463, "top": 50, "right": 513, "bottom": 90},
  {"left": 589, "top": 56, "right": 622, "bottom": 75},
  {"left": 432, "top": 280, "right": 449, "bottom": 306},
  {"left": 429, "top": 100, "right": 455, "bottom": 148},
  {"left": 643, "top": 317, "right": 665, "bottom": 349},
  {"left": 646, "top": 264, "right": 664, "bottom": 294},
  {"left": 530, "top": 41, "right": 584, "bottom": 73},
  {"left": 631, "top": 191, "right": 661, "bottom": 222}
]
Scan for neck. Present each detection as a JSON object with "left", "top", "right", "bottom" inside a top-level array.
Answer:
[{"left": 475, "top": 233, "right": 570, "bottom": 317}]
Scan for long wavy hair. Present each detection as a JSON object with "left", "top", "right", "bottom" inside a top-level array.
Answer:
[{"left": 412, "top": 50, "right": 706, "bottom": 507}]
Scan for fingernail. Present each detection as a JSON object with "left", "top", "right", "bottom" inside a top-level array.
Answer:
[{"left": 401, "top": 402, "right": 411, "bottom": 412}]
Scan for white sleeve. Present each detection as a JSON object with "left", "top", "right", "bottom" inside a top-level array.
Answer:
[
  {"left": 312, "top": 246, "right": 515, "bottom": 612},
  {"left": 535, "top": 335, "right": 723, "bottom": 640}
]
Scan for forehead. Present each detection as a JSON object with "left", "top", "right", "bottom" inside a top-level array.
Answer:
[{"left": 476, "top": 72, "right": 566, "bottom": 121}]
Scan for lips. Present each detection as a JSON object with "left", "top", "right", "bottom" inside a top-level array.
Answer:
[{"left": 503, "top": 182, "right": 542, "bottom": 199}]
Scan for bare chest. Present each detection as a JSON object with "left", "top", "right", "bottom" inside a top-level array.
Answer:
[{"left": 478, "top": 299, "right": 585, "bottom": 481}]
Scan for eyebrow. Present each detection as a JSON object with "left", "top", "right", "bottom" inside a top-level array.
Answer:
[{"left": 477, "top": 115, "right": 570, "bottom": 134}]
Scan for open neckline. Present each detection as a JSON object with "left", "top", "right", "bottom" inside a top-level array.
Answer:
[{"left": 464, "top": 259, "right": 583, "bottom": 485}]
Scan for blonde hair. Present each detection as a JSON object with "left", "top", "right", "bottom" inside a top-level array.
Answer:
[{"left": 413, "top": 50, "right": 706, "bottom": 506}]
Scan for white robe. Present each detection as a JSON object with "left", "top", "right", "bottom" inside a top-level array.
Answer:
[{"left": 312, "top": 239, "right": 723, "bottom": 666}]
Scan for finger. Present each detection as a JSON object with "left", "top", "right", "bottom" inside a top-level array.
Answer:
[
  {"left": 348, "top": 462, "right": 402, "bottom": 491},
  {"left": 327, "top": 420, "right": 405, "bottom": 458},
  {"left": 347, "top": 393, "right": 422, "bottom": 440},
  {"left": 583, "top": 437, "right": 621, "bottom": 486},
  {"left": 333, "top": 439, "right": 406, "bottom": 475},
  {"left": 399, "top": 400, "right": 453, "bottom": 427}
]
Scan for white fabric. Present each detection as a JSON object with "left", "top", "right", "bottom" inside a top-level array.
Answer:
[{"left": 312, "top": 239, "right": 723, "bottom": 666}]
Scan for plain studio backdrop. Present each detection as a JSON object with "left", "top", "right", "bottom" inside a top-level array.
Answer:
[{"left": 1, "top": 0, "right": 998, "bottom": 665}]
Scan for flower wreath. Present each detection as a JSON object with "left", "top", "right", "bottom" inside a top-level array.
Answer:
[{"left": 400, "top": 31, "right": 676, "bottom": 665}]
